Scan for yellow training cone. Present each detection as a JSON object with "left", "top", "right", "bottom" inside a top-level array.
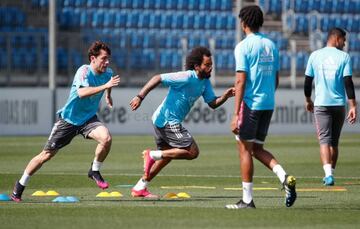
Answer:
[
  {"left": 45, "top": 190, "right": 60, "bottom": 196},
  {"left": 32, "top": 190, "right": 46, "bottom": 196},
  {"left": 96, "top": 192, "right": 111, "bottom": 197},
  {"left": 163, "top": 192, "right": 178, "bottom": 199},
  {"left": 177, "top": 192, "right": 191, "bottom": 198},
  {"left": 110, "top": 191, "right": 123, "bottom": 197}
]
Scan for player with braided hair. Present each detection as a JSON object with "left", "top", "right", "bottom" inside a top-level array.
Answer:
[{"left": 225, "top": 5, "right": 297, "bottom": 209}]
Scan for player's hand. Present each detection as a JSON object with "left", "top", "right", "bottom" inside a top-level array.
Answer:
[
  {"left": 106, "top": 75, "right": 120, "bottom": 89},
  {"left": 106, "top": 96, "right": 113, "bottom": 108},
  {"left": 230, "top": 114, "right": 239, "bottom": 135},
  {"left": 130, "top": 96, "right": 142, "bottom": 111},
  {"left": 224, "top": 87, "right": 235, "bottom": 98},
  {"left": 347, "top": 106, "right": 357, "bottom": 124},
  {"left": 305, "top": 100, "right": 314, "bottom": 113}
]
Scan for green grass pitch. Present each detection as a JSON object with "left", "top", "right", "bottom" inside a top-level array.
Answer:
[{"left": 1, "top": 134, "right": 359, "bottom": 229}]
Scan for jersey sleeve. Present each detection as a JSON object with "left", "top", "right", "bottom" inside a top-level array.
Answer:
[
  {"left": 305, "top": 53, "right": 314, "bottom": 77},
  {"left": 160, "top": 71, "right": 190, "bottom": 88},
  {"left": 234, "top": 43, "right": 248, "bottom": 72},
  {"left": 74, "top": 65, "right": 90, "bottom": 88},
  {"left": 202, "top": 80, "right": 217, "bottom": 104},
  {"left": 342, "top": 54, "right": 352, "bottom": 77}
]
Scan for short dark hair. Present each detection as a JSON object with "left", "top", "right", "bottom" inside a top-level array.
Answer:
[
  {"left": 88, "top": 41, "right": 111, "bottom": 61},
  {"left": 327, "top": 27, "right": 347, "bottom": 40},
  {"left": 185, "top": 46, "right": 212, "bottom": 70},
  {"left": 238, "top": 5, "right": 264, "bottom": 32}
]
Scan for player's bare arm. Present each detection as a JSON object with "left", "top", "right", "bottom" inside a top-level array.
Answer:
[
  {"left": 130, "top": 74, "right": 161, "bottom": 111},
  {"left": 105, "top": 88, "right": 113, "bottom": 108},
  {"left": 231, "top": 71, "right": 246, "bottom": 134},
  {"left": 78, "top": 75, "right": 120, "bottom": 98},
  {"left": 208, "top": 87, "right": 235, "bottom": 109}
]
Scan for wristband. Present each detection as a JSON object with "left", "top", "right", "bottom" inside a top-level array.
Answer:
[{"left": 136, "top": 95, "right": 144, "bottom": 101}]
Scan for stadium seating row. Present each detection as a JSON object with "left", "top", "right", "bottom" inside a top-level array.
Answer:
[
  {"left": 285, "top": 0, "right": 360, "bottom": 14},
  {"left": 46, "top": 0, "right": 233, "bottom": 11},
  {"left": 0, "top": 7, "right": 26, "bottom": 28},
  {"left": 285, "top": 13, "right": 360, "bottom": 34},
  {"left": 58, "top": 9, "right": 236, "bottom": 30}
]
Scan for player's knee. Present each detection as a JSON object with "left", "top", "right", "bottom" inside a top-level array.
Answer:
[
  {"left": 39, "top": 150, "right": 56, "bottom": 164},
  {"left": 100, "top": 134, "right": 112, "bottom": 147},
  {"left": 188, "top": 148, "right": 199, "bottom": 160}
]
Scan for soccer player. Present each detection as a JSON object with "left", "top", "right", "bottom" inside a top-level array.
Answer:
[
  {"left": 225, "top": 5, "right": 296, "bottom": 209},
  {"left": 304, "top": 27, "right": 357, "bottom": 186},
  {"left": 10, "top": 41, "right": 120, "bottom": 202},
  {"left": 129, "top": 46, "right": 234, "bottom": 198}
]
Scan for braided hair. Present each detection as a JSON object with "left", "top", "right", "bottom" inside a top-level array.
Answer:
[{"left": 238, "top": 5, "right": 264, "bottom": 32}]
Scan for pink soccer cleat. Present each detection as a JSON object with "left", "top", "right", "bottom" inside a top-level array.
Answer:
[
  {"left": 88, "top": 169, "right": 109, "bottom": 190},
  {"left": 131, "top": 188, "right": 159, "bottom": 198}
]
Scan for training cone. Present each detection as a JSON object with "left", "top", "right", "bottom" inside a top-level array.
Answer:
[
  {"left": 66, "top": 196, "right": 79, "bottom": 202},
  {"left": 177, "top": 192, "right": 191, "bottom": 198},
  {"left": 52, "top": 196, "right": 69, "bottom": 203},
  {"left": 109, "top": 191, "right": 123, "bottom": 197},
  {"left": 163, "top": 192, "right": 178, "bottom": 199},
  {"left": 0, "top": 193, "right": 11, "bottom": 201},
  {"left": 45, "top": 190, "right": 60, "bottom": 196},
  {"left": 96, "top": 192, "right": 111, "bottom": 197},
  {"left": 32, "top": 190, "right": 47, "bottom": 196}
]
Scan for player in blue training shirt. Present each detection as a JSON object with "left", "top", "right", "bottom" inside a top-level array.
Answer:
[
  {"left": 11, "top": 41, "right": 120, "bottom": 202},
  {"left": 225, "top": 5, "right": 296, "bottom": 209},
  {"left": 304, "top": 27, "right": 357, "bottom": 186},
  {"left": 129, "top": 47, "right": 234, "bottom": 198}
]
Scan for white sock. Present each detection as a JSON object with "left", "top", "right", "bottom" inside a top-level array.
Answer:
[
  {"left": 19, "top": 171, "right": 31, "bottom": 186},
  {"left": 272, "top": 164, "right": 286, "bottom": 183},
  {"left": 150, "top": 150, "right": 162, "bottom": 160},
  {"left": 133, "top": 178, "right": 148, "bottom": 191},
  {"left": 323, "top": 164, "right": 332, "bottom": 177},
  {"left": 242, "top": 182, "right": 253, "bottom": 204},
  {"left": 92, "top": 160, "right": 103, "bottom": 171}
]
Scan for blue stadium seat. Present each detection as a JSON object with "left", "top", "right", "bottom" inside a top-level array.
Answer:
[
  {"left": 103, "top": 9, "right": 116, "bottom": 27},
  {"left": 188, "top": 0, "right": 200, "bottom": 10},
  {"left": 160, "top": 13, "right": 172, "bottom": 29},
  {"left": 205, "top": 14, "right": 217, "bottom": 30},
  {"left": 193, "top": 13, "right": 205, "bottom": 29},
  {"left": 295, "top": 0, "right": 308, "bottom": 12},
  {"left": 296, "top": 51, "right": 309, "bottom": 70},
  {"left": 0, "top": 48, "right": 7, "bottom": 69},
  {"left": 70, "top": 49, "right": 83, "bottom": 70},
  {"left": 112, "top": 49, "right": 127, "bottom": 68},
  {"left": 87, "top": 0, "right": 99, "bottom": 8},
  {"left": 221, "top": 0, "right": 232, "bottom": 11},
  {"left": 155, "top": 0, "right": 167, "bottom": 9},
  {"left": 132, "top": 0, "right": 144, "bottom": 9},
  {"left": 210, "top": 0, "right": 221, "bottom": 11},
  {"left": 138, "top": 12, "right": 150, "bottom": 28},
  {"left": 177, "top": 0, "right": 189, "bottom": 10},
  {"left": 98, "top": 0, "right": 111, "bottom": 7},
  {"left": 57, "top": 47, "right": 68, "bottom": 70},
  {"left": 172, "top": 13, "right": 184, "bottom": 29},
  {"left": 308, "top": 0, "right": 321, "bottom": 12},
  {"left": 75, "top": 0, "right": 87, "bottom": 7},
  {"left": 114, "top": 10, "right": 127, "bottom": 28},
  {"left": 183, "top": 13, "right": 195, "bottom": 29},
  {"left": 80, "top": 9, "right": 94, "bottom": 27},
  {"left": 127, "top": 11, "right": 140, "bottom": 28},
  {"left": 92, "top": 9, "right": 105, "bottom": 28},
  {"left": 280, "top": 51, "right": 291, "bottom": 71},
  {"left": 226, "top": 15, "right": 236, "bottom": 30},
  {"left": 63, "top": 0, "right": 76, "bottom": 7},
  {"left": 166, "top": 0, "right": 178, "bottom": 10},
  {"left": 143, "top": 0, "right": 156, "bottom": 9},
  {"left": 319, "top": 0, "right": 333, "bottom": 13},
  {"left": 149, "top": 12, "right": 161, "bottom": 28}
]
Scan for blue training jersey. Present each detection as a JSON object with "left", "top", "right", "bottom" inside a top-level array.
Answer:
[
  {"left": 152, "top": 70, "right": 217, "bottom": 127},
  {"left": 234, "top": 32, "right": 279, "bottom": 110},
  {"left": 57, "top": 65, "right": 113, "bottom": 126},
  {"left": 305, "top": 47, "right": 352, "bottom": 106}
]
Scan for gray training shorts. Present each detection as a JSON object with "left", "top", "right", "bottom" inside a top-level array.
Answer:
[
  {"left": 314, "top": 106, "right": 345, "bottom": 147},
  {"left": 153, "top": 123, "right": 194, "bottom": 150},
  {"left": 43, "top": 115, "right": 104, "bottom": 150}
]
